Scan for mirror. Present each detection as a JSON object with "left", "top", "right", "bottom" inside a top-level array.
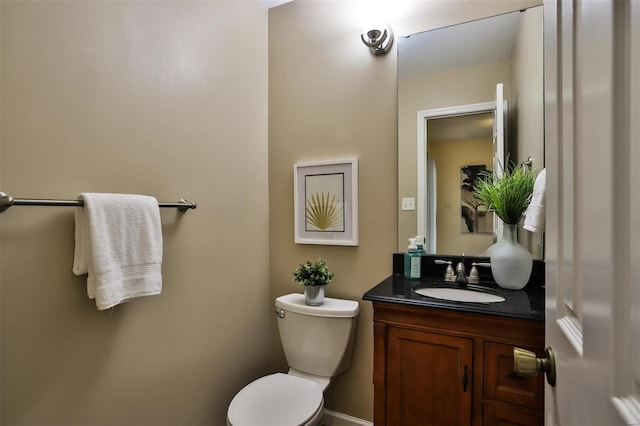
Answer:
[{"left": 397, "top": 6, "right": 544, "bottom": 260}]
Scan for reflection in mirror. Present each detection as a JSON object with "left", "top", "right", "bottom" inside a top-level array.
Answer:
[
  {"left": 429, "top": 113, "right": 495, "bottom": 255},
  {"left": 416, "top": 94, "right": 505, "bottom": 254},
  {"left": 397, "top": 6, "right": 544, "bottom": 260}
]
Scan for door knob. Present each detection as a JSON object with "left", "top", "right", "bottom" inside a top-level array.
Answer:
[{"left": 513, "top": 346, "right": 556, "bottom": 387}]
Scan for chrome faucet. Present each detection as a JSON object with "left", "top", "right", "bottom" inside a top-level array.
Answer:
[
  {"left": 455, "top": 262, "right": 468, "bottom": 284},
  {"left": 455, "top": 261, "right": 484, "bottom": 284},
  {"left": 437, "top": 259, "right": 488, "bottom": 284}
]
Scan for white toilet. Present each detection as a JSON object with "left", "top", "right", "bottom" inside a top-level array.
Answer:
[{"left": 226, "top": 293, "right": 360, "bottom": 426}]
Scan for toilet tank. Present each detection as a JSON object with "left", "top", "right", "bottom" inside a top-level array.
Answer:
[{"left": 275, "top": 293, "right": 359, "bottom": 378}]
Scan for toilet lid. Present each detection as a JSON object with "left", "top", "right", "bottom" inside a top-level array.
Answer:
[{"left": 227, "top": 373, "right": 323, "bottom": 426}]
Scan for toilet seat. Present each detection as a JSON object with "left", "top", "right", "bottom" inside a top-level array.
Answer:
[{"left": 227, "top": 373, "right": 324, "bottom": 426}]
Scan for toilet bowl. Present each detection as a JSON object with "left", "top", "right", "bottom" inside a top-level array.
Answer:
[
  {"left": 226, "top": 293, "right": 359, "bottom": 426},
  {"left": 227, "top": 373, "right": 324, "bottom": 426}
]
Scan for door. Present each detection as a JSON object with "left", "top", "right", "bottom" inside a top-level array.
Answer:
[
  {"left": 386, "top": 327, "right": 473, "bottom": 426},
  {"left": 545, "top": 0, "right": 640, "bottom": 424}
]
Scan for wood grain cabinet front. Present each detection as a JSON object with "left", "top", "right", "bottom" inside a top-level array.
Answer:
[
  {"left": 386, "top": 326, "right": 473, "bottom": 425},
  {"left": 371, "top": 301, "right": 544, "bottom": 426}
]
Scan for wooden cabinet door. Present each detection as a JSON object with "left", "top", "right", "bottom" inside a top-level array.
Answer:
[
  {"left": 386, "top": 326, "right": 474, "bottom": 426},
  {"left": 483, "top": 342, "right": 544, "bottom": 410}
]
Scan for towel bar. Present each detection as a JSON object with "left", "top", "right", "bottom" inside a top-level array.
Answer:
[{"left": 0, "top": 192, "right": 197, "bottom": 213}]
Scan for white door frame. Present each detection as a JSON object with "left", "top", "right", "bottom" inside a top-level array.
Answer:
[{"left": 416, "top": 100, "right": 502, "bottom": 253}]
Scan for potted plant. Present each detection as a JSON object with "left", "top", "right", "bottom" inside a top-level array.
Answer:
[
  {"left": 473, "top": 161, "right": 537, "bottom": 290},
  {"left": 292, "top": 258, "right": 334, "bottom": 305}
]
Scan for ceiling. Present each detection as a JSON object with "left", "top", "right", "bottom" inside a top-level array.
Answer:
[{"left": 427, "top": 113, "right": 493, "bottom": 144}]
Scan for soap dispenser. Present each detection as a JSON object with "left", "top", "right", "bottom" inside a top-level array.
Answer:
[
  {"left": 415, "top": 235, "right": 426, "bottom": 254},
  {"left": 404, "top": 238, "right": 421, "bottom": 280}
]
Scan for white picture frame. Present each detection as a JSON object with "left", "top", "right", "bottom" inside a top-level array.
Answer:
[{"left": 293, "top": 159, "right": 358, "bottom": 246}]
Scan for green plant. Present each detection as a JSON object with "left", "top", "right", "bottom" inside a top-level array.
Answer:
[
  {"left": 292, "top": 258, "right": 334, "bottom": 287},
  {"left": 473, "top": 160, "right": 537, "bottom": 225}
]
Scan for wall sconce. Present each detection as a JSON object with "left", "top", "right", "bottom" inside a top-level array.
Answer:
[{"left": 361, "top": 26, "right": 394, "bottom": 56}]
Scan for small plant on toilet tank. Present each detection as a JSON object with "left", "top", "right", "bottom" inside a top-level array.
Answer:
[{"left": 292, "top": 258, "right": 334, "bottom": 305}]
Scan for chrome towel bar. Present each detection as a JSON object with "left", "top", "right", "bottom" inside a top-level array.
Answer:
[{"left": 0, "top": 192, "right": 197, "bottom": 213}]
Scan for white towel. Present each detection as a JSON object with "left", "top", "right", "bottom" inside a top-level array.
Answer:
[
  {"left": 524, "top": 168, "right": 546, "bottom": 233},
  {"left": 73, "top": 193, "right": 163, "bottom": 310}
]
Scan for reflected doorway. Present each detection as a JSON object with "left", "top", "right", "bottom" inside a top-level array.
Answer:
[
  {"left": 427, "top": 113, "right": 495, "bottom": 255},
  {"left": 417, "top": 89, "right": 506, "bottom": 255}
]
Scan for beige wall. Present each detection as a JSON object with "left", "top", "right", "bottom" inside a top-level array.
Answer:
[
  {"left": 511, "top": 6, "right": 544, "bottom": 169},
  {"left": 269, "top": 0, "right": 540, "bottom": 422},
  {"left": 268, "top": 1, "right": 397, "bottom": 420},
  {"left": 511, "top": 5, "right": 544, "bottom": 259},
  {"left": 1, "top": 1, "right": 271, "bottom": 424},
  {"left": 0, "top": 0, "right": 546, "bottom": 424}
]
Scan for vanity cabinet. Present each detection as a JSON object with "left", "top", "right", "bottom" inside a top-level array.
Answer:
[
  {"left": 386, "top": 326, "right": 473, "bottom": 425},
  {"left": 372, "top": 301, "right": 544, "bottom": 425}
]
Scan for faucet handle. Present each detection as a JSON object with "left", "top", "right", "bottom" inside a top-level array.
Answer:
[
  {"left": 445, "top": 264, "right": 455, "bottom": 281},
  {"left": 468, "top": 264, "right": 480, "bottom": 284},
  {"left": 467, "top": 262, "right": 491, "bottom": 284},
  {"left": 435, "top": 259, "right": 455, "bottom": 282},
  {"left": 469, "top": 264, "right": 479, "bottom": 277}
]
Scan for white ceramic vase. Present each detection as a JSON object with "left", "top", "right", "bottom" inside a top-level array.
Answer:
[
  {"left": 490, "top": 224, "right": 533, "bottom": 290},
  {"left": 304, "top": 286, "right": 325, "bottom": 306}
]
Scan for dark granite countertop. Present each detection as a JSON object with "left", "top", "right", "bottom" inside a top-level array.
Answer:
[
  {"left": 363, "top": 274, "right": 544, "bottom": 321},
  {"left": 363, "top": 252, "right": 545, "bottom": 321}
]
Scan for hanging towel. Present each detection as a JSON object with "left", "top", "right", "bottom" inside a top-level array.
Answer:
[
  {"left": 524, "top": 168, "right": 546, "bottom": 233},
  {"left": 73, "top": 193, "right": 163, "bottom": 310}
]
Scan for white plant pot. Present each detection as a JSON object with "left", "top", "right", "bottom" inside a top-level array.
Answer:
[
  {"left": 490, "top": 224, "right": 533, "bottom": 290},
  {"left": 304, "top": 286, "right": 325, "bottom": 306}
]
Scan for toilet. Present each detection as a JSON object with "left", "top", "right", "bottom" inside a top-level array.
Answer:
[{"left": 227, "top": 293, "right": 360, "bottom": 426}]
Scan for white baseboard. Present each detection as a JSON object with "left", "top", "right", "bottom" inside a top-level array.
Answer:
[{"left": 320, "top": 409, "right": 373, "bottom": 426}]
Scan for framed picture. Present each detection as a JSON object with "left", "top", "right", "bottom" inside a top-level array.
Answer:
[
  {"left": 460, "top": 164, "right": 493, "bottom": 234},
  {"left": 293, "top": 159, "right": 358, "bottom": 246}
]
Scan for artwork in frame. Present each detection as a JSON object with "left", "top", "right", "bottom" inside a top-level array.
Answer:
[
  {"left": 293, "top": 159, "right": 358, "bottom": 246},
  {"left": 460, "top": 164, "right": 493, "bottom": 234}
]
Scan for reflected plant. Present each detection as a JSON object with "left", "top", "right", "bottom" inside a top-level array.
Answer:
[
  {"left": 473, "top": 159, "right": 536, "bottom": 225},
  {"left": 306, "top": 191, "right": 342, "bottom": 230}
]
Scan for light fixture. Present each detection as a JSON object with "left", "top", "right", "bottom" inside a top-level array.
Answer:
[{"left": 361, "top": 26, "right": 394, "bottom": 56}]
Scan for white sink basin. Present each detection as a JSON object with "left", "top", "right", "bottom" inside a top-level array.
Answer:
[{"left": 415, "top": 287, "right": 505, "bottom": 303}]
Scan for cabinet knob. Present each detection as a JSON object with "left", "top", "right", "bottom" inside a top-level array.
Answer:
[{"left": 513, "top": 346, "right": 556, "bottom": 387}]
